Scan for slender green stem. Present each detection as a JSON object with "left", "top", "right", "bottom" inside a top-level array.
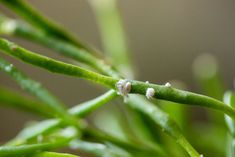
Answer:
[
  {"left": 28, "top": 151, "right": 79, "bottom": 157},
  {"left": 88, "top": 0, "right": 134, "bottom": 78},
  {"left": 0, "top": 138, "right": 71, "bottom": 157},
  {"left": 127, "top": 95, "right": 200, "bottom": 157},
  {"left": 0, "top": 14, "right": 119, "bottom": 78},
  {"left": 7, "top": 90, "right": 118, "bottom": 145},
  {"left": 0, "top": 38, "right": 117, "bottom": 87},
  {"left": 0, "top": 38, "right": 234, "bottom": 121},
  {"left": 0, "top": 0, "right": 88, "bottom": 51},
  {"left": 70, "top": 140, "right": 131, "bottom": 157},
  {"left": 0, "top": 87, "right": 54, "bottom": 117},
  {"left": 69, "top": 90, "right": 117, "bottom": 117},
  {"left": 0, "top": 57, "right": 65, "bottom": 117}
]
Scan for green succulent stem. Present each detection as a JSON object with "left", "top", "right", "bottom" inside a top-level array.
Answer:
[{"left": 0, "top": 38, "right": 234, "bottom": 121}]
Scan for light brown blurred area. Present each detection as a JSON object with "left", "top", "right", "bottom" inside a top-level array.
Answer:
[{"left": 0, "top": 0, "right": 235, "bottom": 143}]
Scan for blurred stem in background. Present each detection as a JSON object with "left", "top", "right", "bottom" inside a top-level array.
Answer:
[
  {"left": 224, "top": 91, "right": 235, "bottom": 157},
  {"left": 193, "top": 53, "right": 225, "bottom": 123},
  {"left": 88, "top": 0, "right": 134, "bottom": 78},
  {"left": 192, "top": 54, "right": 227, "bottom": 156}
]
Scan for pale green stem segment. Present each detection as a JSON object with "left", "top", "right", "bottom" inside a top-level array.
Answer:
[
  {"left": 224, "top": 91, "right": 235, "bottom": 136},
  {"left": 0, "top": 0, "right": 86, "bottom": 50},
  {"left": 28, "top": 151, "right": 79, "bottom": 157},
  {"left": 193, "top": 54, "right": 225, "bottom": 125},
  {"left": 0, "top": 57, "right": 80, "bottom": 128},
  {"left": 224, "top": 91, "right": 235, "bottom": 157},
  {"left": 0, "top": 138, "right": 72, "bottom": 157},
  {"left": 0, "top": 38, "right": 117, "bottom": 87},
  {"left": 0, "top": 15, "right": 119, "bottom": 78},
  {"left": 69, "top": 90, "right": 117, "bottom": 117},
  {"left": 127, "top": 95, "right": 200, "bottom": 157},
  {"left": 70, "top": 140, "right": 131, "bottom": 157},
  {"left": 88, "top": 0, "right": 133, "bottom": 78},
  {"left": 7, "top": 90, "right": 118, "bottom": 145},
  {"left": 0, "top": 87, "right": 54, "bottom": 117}
]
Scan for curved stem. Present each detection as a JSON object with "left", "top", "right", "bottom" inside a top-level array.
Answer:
[
  {"left": 0, "top": 38, "right": 117, "bottom": 88},
  {"left": 0, "top": 57, "right": 81, "bottom": 129},
  {"left": 0, "top": 38, "right": 234, "bottom": 121},
  {"left": 0, "top": 0, "right": 88, "bottom": 51}
]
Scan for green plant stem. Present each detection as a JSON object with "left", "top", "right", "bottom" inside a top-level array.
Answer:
[
  {"left": 0, "top": 15, "right": 119, "bottom": 78},
  {"left": 70, "top": 140, "right": 131, "bottom": 157},
  {"left": 0, "top": 138, "right": 71, "bottom": 157},
  {"left": 0, "top": 0, "right": 89, "bottom": 52},
  {"left": 0, "top": 38, "right": 234, "bottom": 120},
  {"left": 0, "top": 38, "right": 116, "bottom": 87},
  {"left": 7, "top": 90, "right": 118, "bottom": 145},
  {"left": 88, "top": 0, "right": 133, "bottom": 77},
  {"left": 0, "top": 57, "right": 81, "bottom": 129},
  {"left": 127, "top": 95, "right": 200, "bottom": 157},
  {"left": 82, "top": 127, "right": 164, "bottom": 156},
  {"left": 28, "top": 151, "right": 79, "bottom": 157},
  {"left": 69, "top": 90, "right": 117, "bottom": 117},
  {"left": 0, "top": 87, "right": 53, "bottom": 117}
]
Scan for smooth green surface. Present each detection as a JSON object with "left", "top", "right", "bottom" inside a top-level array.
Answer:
[{"left": 29, "top": 151, "right": 79, "bottom": 157}]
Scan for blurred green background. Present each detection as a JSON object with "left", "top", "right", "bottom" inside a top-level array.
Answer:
[{"left": 0, "top": 0, "right": 235, "bottom": 155}]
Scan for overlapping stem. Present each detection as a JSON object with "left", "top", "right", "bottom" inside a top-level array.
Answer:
[
  {"left": 0, "top": 0, "right": 91, "bottom": 52},
  {"left": 0, "top": 57, "right": 81, "bottom": 129}
]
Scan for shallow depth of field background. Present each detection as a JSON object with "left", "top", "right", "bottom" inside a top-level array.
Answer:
[{"left": 0, "top": 0, "right": 235, "bottom": 147}]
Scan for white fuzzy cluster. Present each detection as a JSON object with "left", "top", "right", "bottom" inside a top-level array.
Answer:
[
  {"left": 165, "top": 82, "right": 171, "bottom": 87},
  {"left": 116, "top": 79, "right": 132, "bottom": 97},
  {"left": 146, "top": 88, "right": 155, "bottom": 99}
]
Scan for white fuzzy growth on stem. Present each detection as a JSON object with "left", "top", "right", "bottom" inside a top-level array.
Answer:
[
  {"left": 165, "top": 82, "right": 171, "bottom": 87},
  {"left": 116, "top": 79, "right": 131, "bottom": 97},
  {"left": 146, "top": 88, "right": 155, "bottom": 99}
]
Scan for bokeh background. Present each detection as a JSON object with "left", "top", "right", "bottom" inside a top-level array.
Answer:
[{"left": 0, "top": 0, "right": 235, "bottom": 155}]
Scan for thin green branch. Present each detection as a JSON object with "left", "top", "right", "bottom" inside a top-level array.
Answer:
[
  {"left": 0, "top": 87, "right": 53, "bottom": 117},
  {"left": 0, "top": 14, "right": 119, "bottom": 78},
  {"left": 0, "top": 0, "right": 88, "bottom": 51},
  {"left": 0, "top": 38, "right": 116, "bottom": 87},
  {"left": 70, "top": 140, "right": 131, "bottom": 157},
  {"left": 7, "top": 90, "right": 118, "bottom": 145},
  {"left": 127, "top": 95, "right": 200, "bottom": 157},
  {"left": 88, "top": 0, "right": 134, "bottom": 78},
  {"left": 28, "top": 151, "right": 79, "bottom": 157},
  {"left": 0, "top": 57, "right": 80, "bottom": 128},
  {"left": 69, "top": 90, "right": 117, "bottom": 117},
  {"left": 0, "top": 38, "right": 234, "bottom": 121},
  {"left": 0, "top": 138, "right": 72, "bottom": 157}
]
